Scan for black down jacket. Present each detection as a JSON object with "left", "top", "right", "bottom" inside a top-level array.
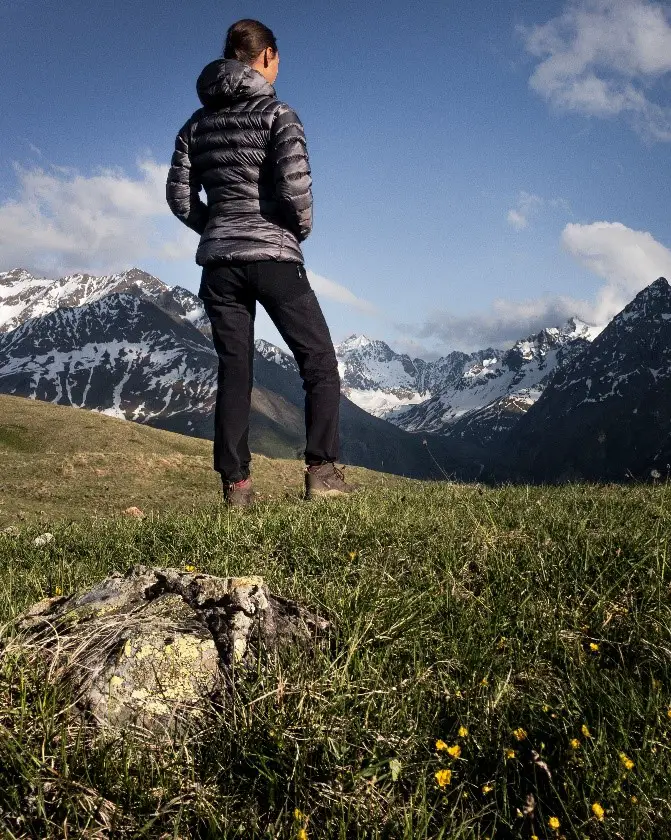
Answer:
[{"left": 166, "top": 58, "right": 312, "bottom": 265}]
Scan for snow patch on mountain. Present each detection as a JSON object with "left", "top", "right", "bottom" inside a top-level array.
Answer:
[{"left": 0, "top": 266, "right": 209, "bottom": 337}]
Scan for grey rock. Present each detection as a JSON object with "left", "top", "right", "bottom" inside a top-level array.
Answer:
[{"left": 11, "top": 565, "right": 328, "bottom": 735}]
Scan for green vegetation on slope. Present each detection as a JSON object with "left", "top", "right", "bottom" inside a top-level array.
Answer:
[
  {"left": 0, "top": 394, "right": 394, "bottom": 525},
  {"left": 0, "top": 482, "right": 669, "bottom": 838}
]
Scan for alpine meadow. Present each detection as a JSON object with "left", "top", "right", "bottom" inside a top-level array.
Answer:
[{"left": 2, "top": 0, "right": 671, "bottom": 838}]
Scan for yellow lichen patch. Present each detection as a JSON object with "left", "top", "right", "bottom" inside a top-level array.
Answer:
[
  {"left": 233, "top": 637, "right": 247, "bottom": 663},
  {"left": 135, "top": 643, "right": 158, "bottom": 661},
  {"left": 228, "top": 576, "right": 264, "bottom": 589},
  {"left": 131, "top": 688, "right": 149, "bottom": 700}
]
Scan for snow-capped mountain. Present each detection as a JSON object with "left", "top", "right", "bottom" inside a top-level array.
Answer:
[
  {"left": 508, "top": 277, "right": 671, "bottom": 481},
  {"left": 391, "top": 317, "right": 600, "bottom": 446},
  {"left": 0, "top": 292, "right": 218, "bottom": 433},
  {"left": 333, "top": 334, "right": 495, "bottom": 417},
  {"left": 0, "top": 267, "right": 209, "bottom": 336},
  {"left": 3, "top": 265, "right": 667, "bottom": 481}
]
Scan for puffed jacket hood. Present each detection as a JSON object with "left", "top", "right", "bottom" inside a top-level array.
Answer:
[{"left": 196, "top": 58, "right": 276, "bottom": 106}]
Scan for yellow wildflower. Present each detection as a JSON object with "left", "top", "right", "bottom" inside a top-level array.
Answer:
[
  {"left": 542, "top": 704, "right": 550, "bottom": 712},
  {"left": 619, "top": 752, "right": 634, "bottom": 771},
  {"left": 512, "top": 727, "right": 527, "bottom": 741},
  {"left": 570, "top": 738, "right": 580, "bottom": 749},
  {"left": 54, "top": 586, "right": 62, "bottom": 596},
  {"left": 548, "top": 816, "right": 560, "bottom": 830},
  {"left": 589, "top": 642, "right": 599, "bottom": 652},
  {"left": 505, "top": 748, "right": 516, "bottom": 759},
  {"left": 631, "top": 795, "right": 638, "bottom": 804},
  {"left": 482, "top": 784, "right": 493, "bottom": 794},
  {"left": 446, "top": 744, "right": 462, "bottom": 758},
  {"left": 666, "top": 708, "right": 671, "bottom": 719},
  {"left": 531, "top": 836, "right": 540, "bottom": 840},
  {"left": 435, "top": 768, "right": 452, "bottom": 787},
  {"left": 293, "top": 808, "right": 305, "bottom": 822},
  {"left": 591, "top": 802, "right": 605, "bottom": 821},
  {"left": 348, "top": 550, "right": 357, "bottom": 561},
  {"left": 480, "top": 677, "right": 489, "bottom": 686},
  {"left": 458, "top": 725, "right": 469, "bottom": 738},
  {"left": 184, "top": 564, "right": 197, "bottom": 573},
  {"left": 435, "top": 739, "right": 448, "bottom": 752},
  {"left": 581, "top": 724, "right": 592, "bottom": 738},
  {"left": 297, "top": 829, "right": 308, "bottom": 840}
]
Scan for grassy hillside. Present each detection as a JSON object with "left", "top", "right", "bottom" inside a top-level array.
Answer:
[
  {"left": 0, "top": 477, "right": 669, "bottom": 837},
  {"left": 0, "top": 394, "right": 396, "bottom": 526}
]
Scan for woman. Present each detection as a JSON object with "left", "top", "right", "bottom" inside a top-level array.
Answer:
[{"left": 167, "top": 18, "right": 354, "bottom": 506}]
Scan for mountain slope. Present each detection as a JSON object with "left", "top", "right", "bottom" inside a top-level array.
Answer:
[
  {"left": 507, "top": 278, "right": 671, "bottom": 481},
  {"left": 0, "top": 393, "right": 395, "bottom": 525},
  {"left": 0, "top": 292, "right": 304, "bottom": 460},
  {"left": 0, "top": 267, "right": 209, "bottom": 336}
]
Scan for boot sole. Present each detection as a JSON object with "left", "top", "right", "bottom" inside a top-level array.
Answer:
[{"left": 304, "top": 488, "right": 352, "bottom": 500}]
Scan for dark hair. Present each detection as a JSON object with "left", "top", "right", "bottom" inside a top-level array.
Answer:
[{"left": 223, "top": 19, "right": 277, "bottom": 64}]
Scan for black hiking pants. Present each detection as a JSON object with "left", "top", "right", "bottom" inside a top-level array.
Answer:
[{"left": 198, "top": 260, "right": 340, "bottom": 483}]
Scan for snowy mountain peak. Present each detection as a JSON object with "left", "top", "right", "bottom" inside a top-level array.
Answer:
[
  {"left": 337, "top": 334, "right": 375, "bottom": 352},
  {"left": 629, "top": 276, "right": 670, "bottom": 308},
  {"left": 255, "top": 338, "right": 286, "bottom": 357},
  {"left": 561, "top": 316, "right": 604, "bottom": 342},
  {"left": 0, "top": 266, "right": 208, "bottom": 336},
  {"left": 601, "top": 276, "right": 671, "bottom": 332}
]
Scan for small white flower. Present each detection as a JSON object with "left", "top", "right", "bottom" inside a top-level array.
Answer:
[
  {"left": 650, "top": 469, "right": 661, "bottom": 479},
  {"left": 33, "top": 532, "right": 54, "bottom": 547}
]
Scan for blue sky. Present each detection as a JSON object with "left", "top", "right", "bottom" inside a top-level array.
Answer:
[{"left": 1, "top": 0, "right": 671, "bottom": 355}]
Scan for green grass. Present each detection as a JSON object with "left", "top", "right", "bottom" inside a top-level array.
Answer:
[
  {"left": 1, "top": 481, "right": 670, "bottom": 838},
  {"left": 0, "top": 394, "right": 392, "bottom": 526}
]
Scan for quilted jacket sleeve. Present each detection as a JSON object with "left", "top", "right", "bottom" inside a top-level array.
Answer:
[
  {"left": 166, "top": 117, "right": 209, "bottom": 235},
  {"left": 269, "top": 104, "right": 313, "bottom": 242}
]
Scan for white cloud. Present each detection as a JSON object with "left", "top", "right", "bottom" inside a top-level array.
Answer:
[
  {"left": 405, "top": 221, "right": 671, "bottom": 352},
  {"left": 562, "top": 220, "right": 671, "bottom": 322},
  {"left": 506, "top": 191, "right": 570, "bottom": 230},
  {"left": 0, "top": 159, "right": 195, "bottom": 276},
  {"left": 406, "top": 294, "right": 586, "bottom": 352},
  {"left": 307, "top": 269, "right": 379, "bottom": 314},
  {"left": 507, "top": 209, "right": 528, "bottom": 230},
  {"left": 522, "top": 0, "right": 671, "bottom": 140}
]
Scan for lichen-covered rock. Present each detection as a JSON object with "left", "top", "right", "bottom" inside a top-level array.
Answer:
[{"left": 9, "top": 566, "right": 328, "bottom": 735}]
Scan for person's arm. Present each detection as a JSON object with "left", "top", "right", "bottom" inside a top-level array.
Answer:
[
  {"left": 268, "top": 104, "right": 313, "bottom": 242},
  {"left": 166, "top": 117, "right": 209, "bottom": 235}
]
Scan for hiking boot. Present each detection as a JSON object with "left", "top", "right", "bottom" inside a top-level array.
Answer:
[
  {"left": 222, "top": 477, "right": 254, "bottom": 508},
  {"left": 304, "top": 462, "right": 356, "bottom": 500}
]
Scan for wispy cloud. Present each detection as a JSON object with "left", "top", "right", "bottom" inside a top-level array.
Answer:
[
  {"left": 506, "top": 191, "right": 570, "bottom": 230},
  {"left": 521, "top": 0, "right": 671, "bottom": 141},
  {"left": 400, "top": 221, "right": 671, "bottom": 352},
  {"left": 307, "top": 270, "right": 379, "bottom": 315},
  {"left": 0, "top": 159, "right": 194, "bottom": 276}
]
